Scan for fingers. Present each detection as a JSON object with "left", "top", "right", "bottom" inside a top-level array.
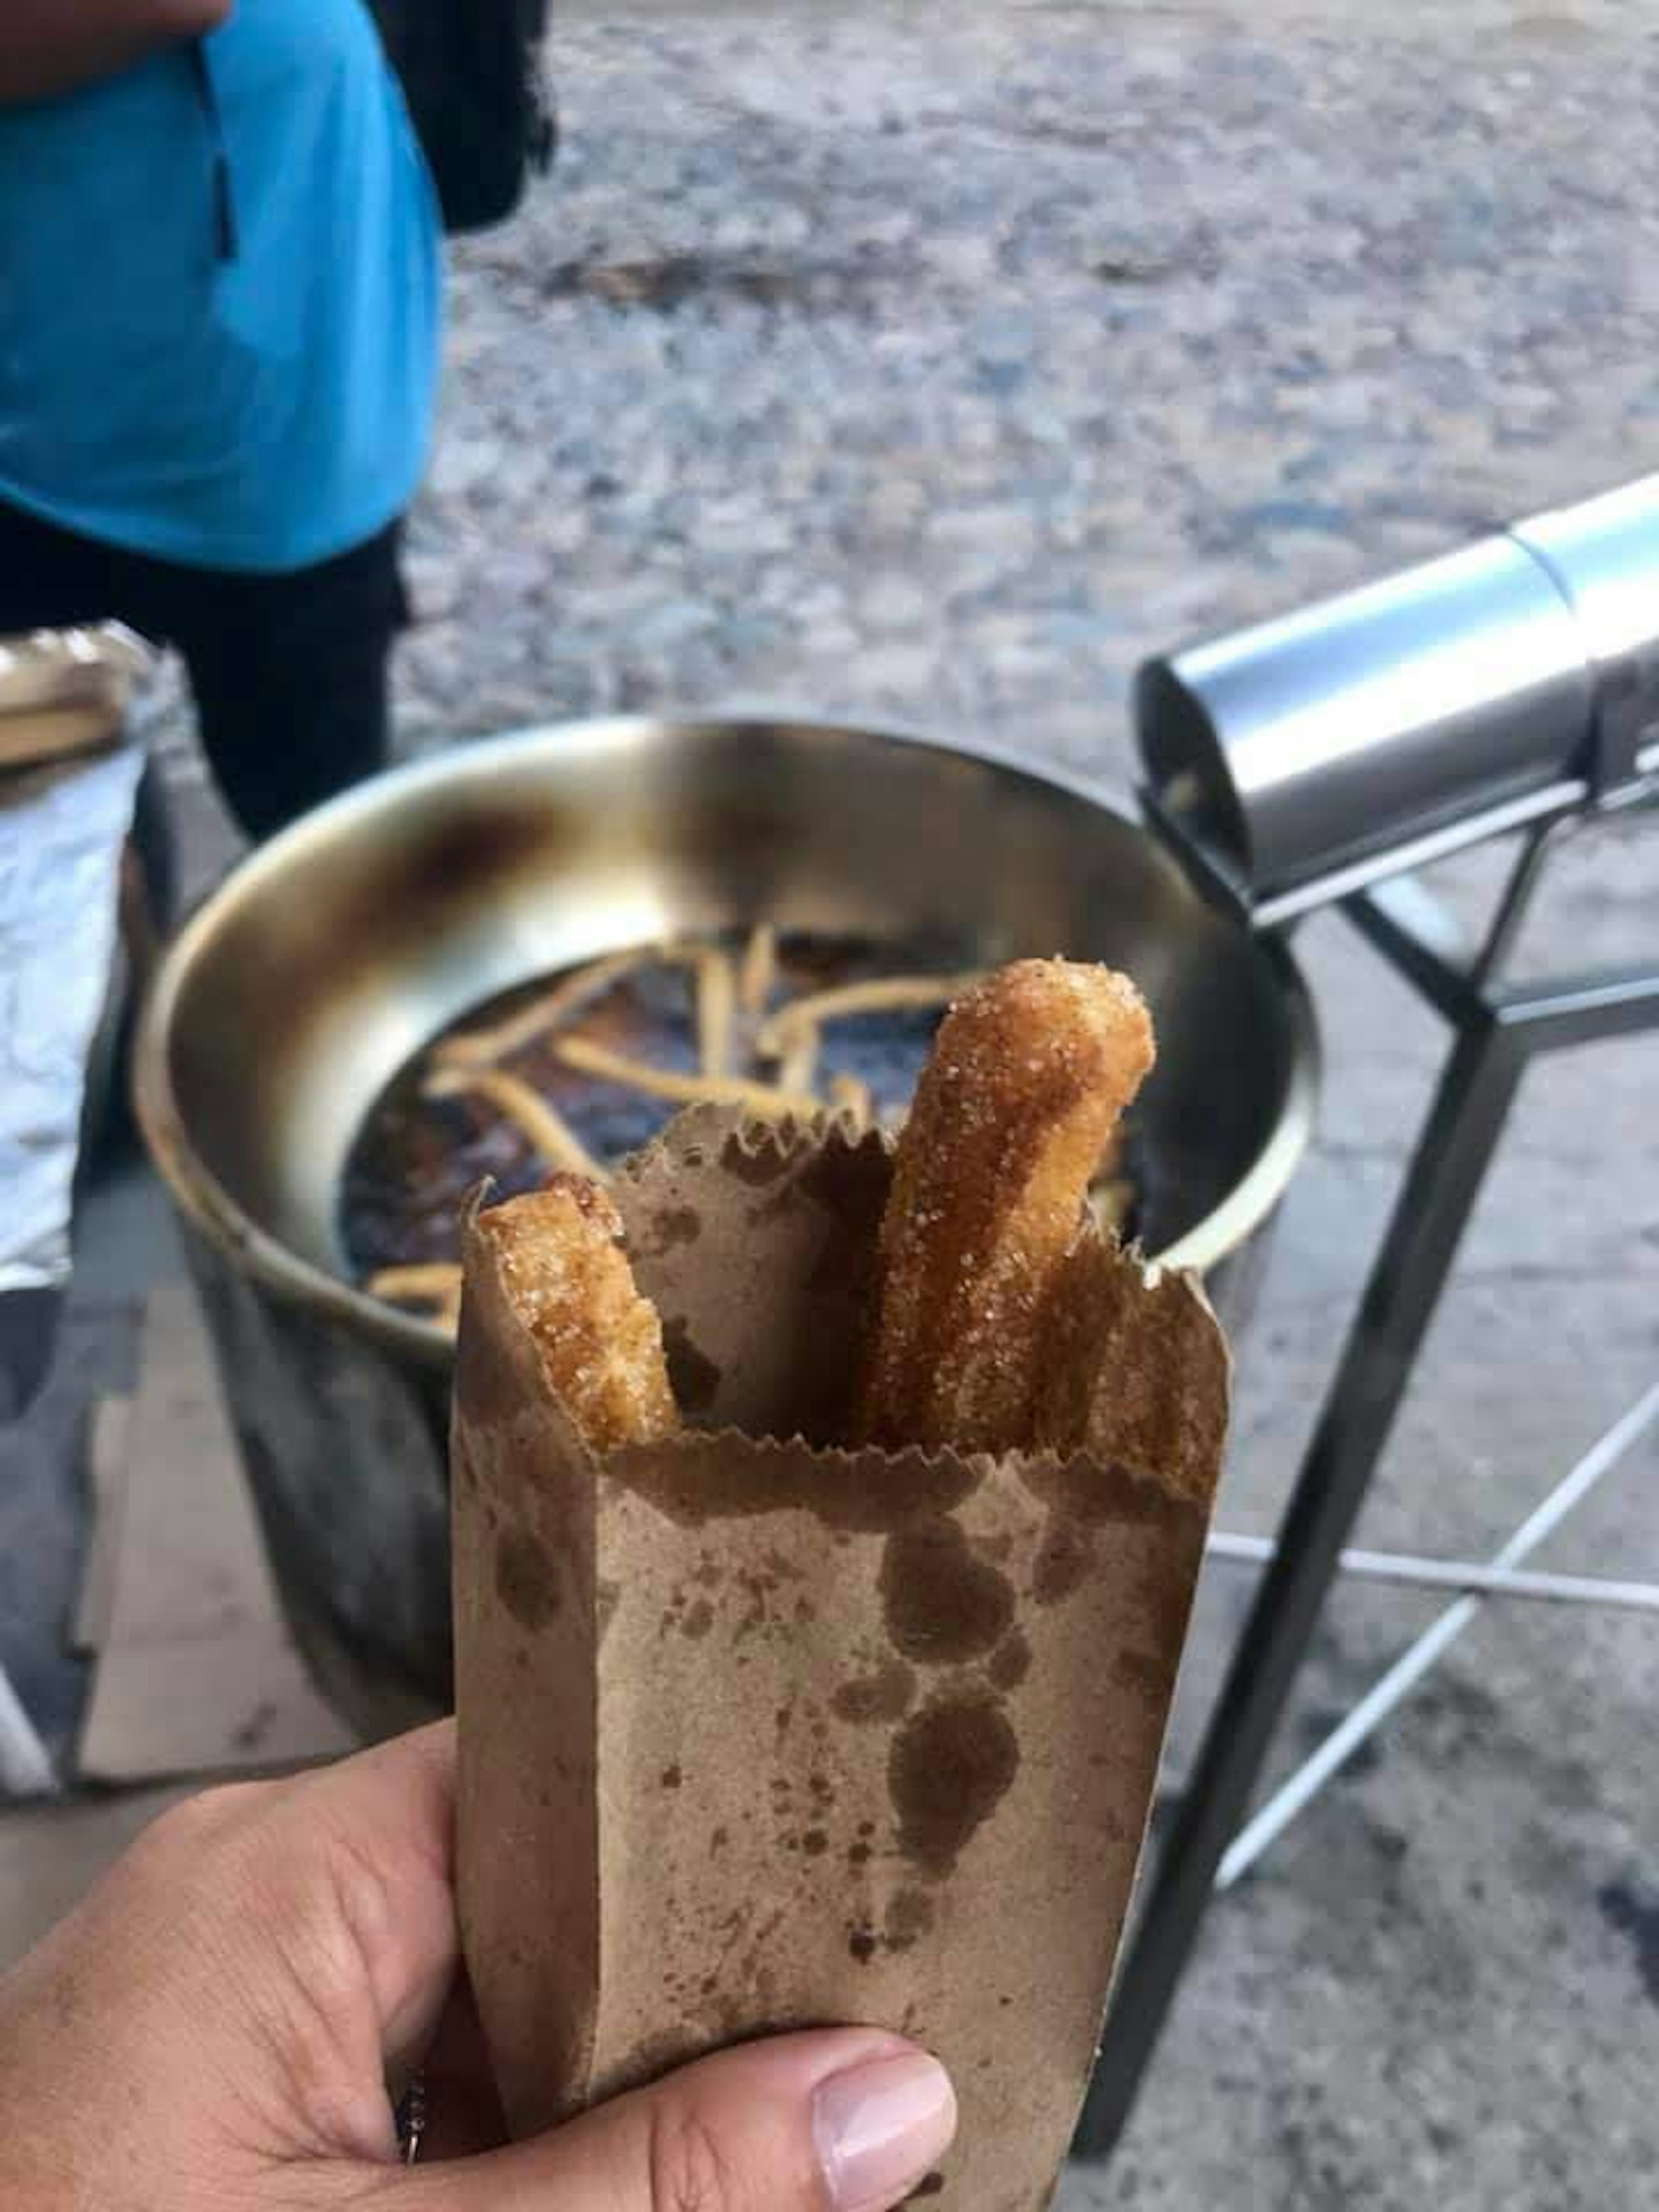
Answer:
[
  {"left": 0, "top": 1726, "right": 464, "bottom": 2187},
  {"left": 386, "top": 2028, "right": 956, "bottom": 2212},
  {"left": 262, "top": 1719, "right": 461, "bottom": 2076},
  {"left": 278, "top": 1717, "right": 456, "bottom": 1908},
  {"left": 113, "top": 1723, "right": 462, "bottom": 2156}
]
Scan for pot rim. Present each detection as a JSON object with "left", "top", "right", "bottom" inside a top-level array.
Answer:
[{"left": 133, "top": 715, "right": 1320, "bottom": 1367}]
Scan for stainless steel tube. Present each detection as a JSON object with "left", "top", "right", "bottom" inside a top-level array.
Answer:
[{"left": 1137, "top": 473, "right": 1659, "bottom": 913}]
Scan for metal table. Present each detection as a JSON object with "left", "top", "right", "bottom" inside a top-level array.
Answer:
[{"left": 1075, "top": 771, "right": 1659, "bottom": 2159}]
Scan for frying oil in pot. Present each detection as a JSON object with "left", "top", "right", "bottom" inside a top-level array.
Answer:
[{"left": 339, "top": 930, "right": 1150, "bottom": 1319}]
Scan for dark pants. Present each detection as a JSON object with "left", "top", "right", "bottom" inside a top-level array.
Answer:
[{"left": 0, "top": 497, "right": 408, "bottom": 842}]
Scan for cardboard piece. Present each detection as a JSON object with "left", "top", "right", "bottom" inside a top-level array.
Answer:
[
  {"left": 71, "top": 1395, "right": 132, "bottom": 1655},
  {"left": 0, "top": 623, "right": 149, "bottom": 769},
  {"left": 77, "top": 1284, "right": 352, "bottom": 1784},
  {"left": 454, "top": 1112, "right": 1229, "bottom": 2212},
  {"left": 79, "top": 1627, "right": 351, "bottom": 1781}
]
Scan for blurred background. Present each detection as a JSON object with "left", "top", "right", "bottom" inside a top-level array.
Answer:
[{"left": 3, "top": 4, "right": 1656, "bottom": 2206}]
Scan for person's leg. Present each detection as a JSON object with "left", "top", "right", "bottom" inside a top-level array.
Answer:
[
  {"left": 0, "top": 497, "right": 410, "bottom": 845},
  {"left": 173, "top": 519, "right": 409, "bottom": 843},
  {"left": 0, "top": 496, "right": 155, "bottom": 635}
]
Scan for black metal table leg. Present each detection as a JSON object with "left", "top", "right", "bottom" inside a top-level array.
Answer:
[{"left": 1072, "top": 1009, "right": 1530, "bottom": 2157}]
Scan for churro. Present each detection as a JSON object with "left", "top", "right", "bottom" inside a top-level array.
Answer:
[
  {"left": 853, "top": 958, "right": 1155, "bottom": 1455},
  {"left": 368, "top": 1262, "right": 464, "bottom": 1331},
  {"left": 424, "top": 1066, "right": 608, "bottom": 1182},
  {"left": 827, "top": 1072, "right": 874, "bottom": 1125},
  {"left": 737, "top": 922, "right": 776, "bottom": 1014},
  {"left": 776, "top": 1027, "right": 820, "bottom": 1098},
  {"left": 755, "top": 971, "right": 982, "bottom": 1061},
  {"left": 553, "top": 1035, "right": 822, "bottom": 1119},
  {"left": 356, "top": 939, "right": 1148, "bottom": 1333},
  {"left": 469, "top": 1176, "right": 678, "bottom": 1452},
  {"left": 693, "top": 945, "right": 736, "bottom": 1078},
  {"left": 433, "top": 949, "right": 644, "bottom": 1069}
]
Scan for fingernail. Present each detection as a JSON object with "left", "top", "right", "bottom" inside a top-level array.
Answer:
[{"left": 812, "top": 2050, "right": 957, "bottom": 2211}]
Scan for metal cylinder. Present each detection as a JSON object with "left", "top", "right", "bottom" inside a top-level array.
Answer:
[
  {"left": 1514, "top": 476, "right": 1659, "bottom": 794},
  {"left": 1137, "top": 474, "right": 1659, "bottom": 918}
]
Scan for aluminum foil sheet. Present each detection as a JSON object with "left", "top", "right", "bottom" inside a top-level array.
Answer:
[{"left": 0, "top": 629, "right": 150, "bottom": 1414}]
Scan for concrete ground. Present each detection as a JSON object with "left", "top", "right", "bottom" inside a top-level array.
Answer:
[{"left": 3, "top": 4, "right": 1656, "bottom": 2206}]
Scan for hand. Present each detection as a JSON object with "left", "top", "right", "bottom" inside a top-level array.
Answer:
[{"left": 0, "top": 1724, "right": 956, "bottom": 2210}]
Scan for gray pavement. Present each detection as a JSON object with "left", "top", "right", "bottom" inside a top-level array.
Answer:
[{"left": 3, "top": 4, "right": 1657, "bottom": 2206}]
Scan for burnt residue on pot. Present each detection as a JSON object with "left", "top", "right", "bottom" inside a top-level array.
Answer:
[{"left": 253, "top": 806, "right": 570, "bottom": 1065}]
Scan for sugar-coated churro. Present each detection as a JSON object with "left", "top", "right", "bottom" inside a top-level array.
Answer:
[
  {"left": 469, "top": 1176, "right": 678, "bottom": 1452},
  {"left": 853, "top": 958, "right": 1155, "bottom": 1455},
  {"left": 423, "top": 1065, "right": 608, "bottom": 1182}
]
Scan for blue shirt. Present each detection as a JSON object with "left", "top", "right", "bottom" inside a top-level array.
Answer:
[{"left": 0, "top": 0, "right": 441, "bottom": 572}]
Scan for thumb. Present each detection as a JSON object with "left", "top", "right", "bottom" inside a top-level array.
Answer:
[{"left": 391, "top": 2027, "right": 957, "bottom": 2212}]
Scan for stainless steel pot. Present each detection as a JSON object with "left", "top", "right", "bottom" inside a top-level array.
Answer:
[{"left": 135, "top": 718, "right": 1318, "bottom": 1736}]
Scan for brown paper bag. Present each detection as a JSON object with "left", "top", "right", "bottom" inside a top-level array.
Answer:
[{"left": 454, "top": 1109, "right": 1229, "bottom": 2211}]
